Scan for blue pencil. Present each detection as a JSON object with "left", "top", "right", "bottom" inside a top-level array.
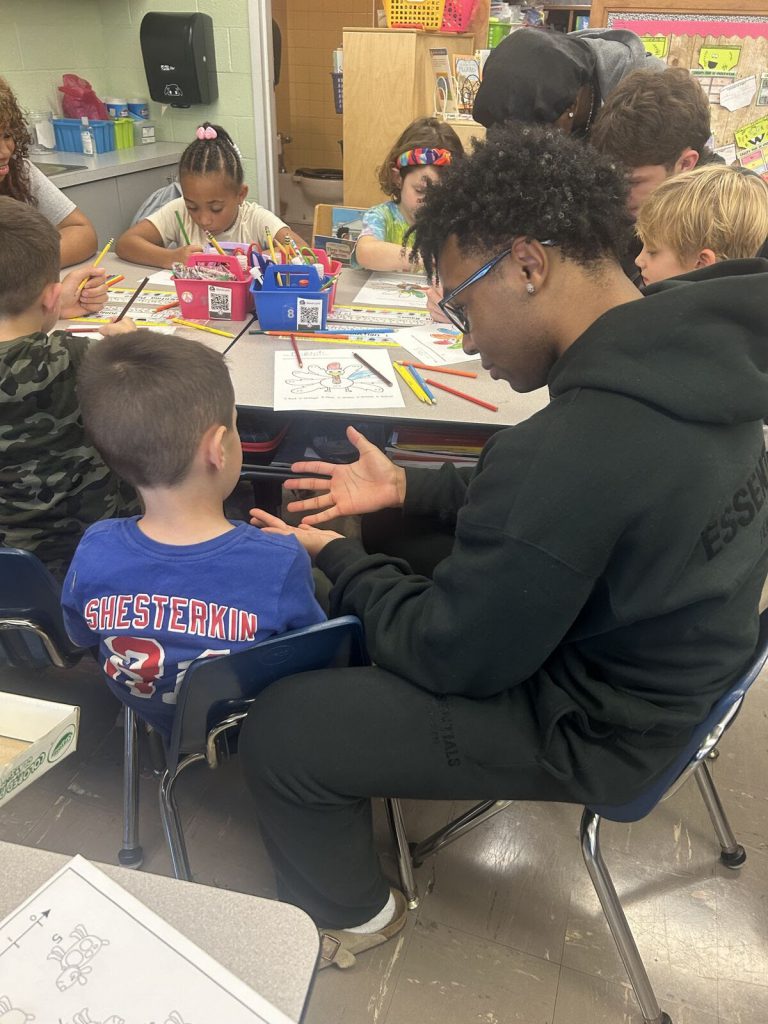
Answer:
[
  {"left": 318, "top": 327, "right": 394, "bottom": 335},
  {"left": 406, "top": 363, "right": 436, "bottom": 403}
]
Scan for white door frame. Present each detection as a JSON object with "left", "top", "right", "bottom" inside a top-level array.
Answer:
[{"left": 247, "top": 0, "right": 278, "bottom": 210}]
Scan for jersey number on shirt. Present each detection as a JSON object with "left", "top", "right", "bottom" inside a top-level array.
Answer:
[{"left": 104, "top": 637, "right": 230, "bottom": 703}]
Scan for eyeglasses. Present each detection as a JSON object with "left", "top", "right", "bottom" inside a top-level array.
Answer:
[{"left": 438, "top": 241, "right": 557, "bottom": 335}]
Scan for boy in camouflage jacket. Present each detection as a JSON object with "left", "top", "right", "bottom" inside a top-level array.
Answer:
[{"left": 0, "top": 197, "right": 137, "bottom": 579}]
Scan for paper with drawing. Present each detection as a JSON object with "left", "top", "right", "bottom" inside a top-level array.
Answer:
[
  {"left": 352, "top": 272, "right": 430, "bottom": 310},
  {"left": 273, "top": 349, "right": 404, "bottom": 411},
  {"left": 394, "top": 325, "right": 480, "bottom": 366},
  {"left": 0, "top": 855, "right": 293, "bottom": 1024}
]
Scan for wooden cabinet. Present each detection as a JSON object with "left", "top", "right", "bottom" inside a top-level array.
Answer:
[
  {"left": 542, "top": 5, "right": 591, "bottom": 33},
  {"left": 342, "top": 28, "right": 477, "bottom": 207}
]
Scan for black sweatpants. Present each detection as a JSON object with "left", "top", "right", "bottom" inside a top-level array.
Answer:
[{"left": 238, "top": 665, "right": 666, "bottom": 929}]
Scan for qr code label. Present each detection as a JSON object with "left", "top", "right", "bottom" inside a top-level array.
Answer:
[
  {"left": 208, "top": 285, "right": 232, "bottom": 319},
  {"left": 296, "top": 297, "right": 324, "bottom": 330}
]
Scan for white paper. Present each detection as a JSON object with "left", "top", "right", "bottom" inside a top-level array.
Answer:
[
  {"left": 394, "top": 325, "right": 480, "bottom": 366},
  {"left": 715, "top": 142, "right": 738, "bottom": 164},
  {"left": 67, "top": 326, "right": 177, "bottom": 338},
  {"left": 353, "top": 272, "right": 430, "bottom": 310},
  {"left": 0, "top": 855, "right": 293, "bottom": 1024},
  {"left": 719, "top": 75, "right": 757, "bottom": 111},
  {"left": 147, "top": 269, "right": 176, "bottom": 287},
  {"left": 272, "top": 349, "right": 404, "bottom": 411}
]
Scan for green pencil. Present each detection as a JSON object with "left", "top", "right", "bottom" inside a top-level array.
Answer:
[{"left": 175, "top": 210, "right": 191, "bottom": 246}]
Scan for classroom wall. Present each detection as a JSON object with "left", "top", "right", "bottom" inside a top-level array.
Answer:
[
  {"left": 1, "top": 0, "right": 262, "bottom": 196},
  {"left": 272, "top": 0, "right": 374, "bottom": 173}
]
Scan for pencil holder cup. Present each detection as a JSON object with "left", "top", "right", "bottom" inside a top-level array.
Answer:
[
  {"left": 252, "top": 264, "right": 331, "bottom": 331},
  {"left": 174, "top": 253, "right": 254, "bottom": 321}
]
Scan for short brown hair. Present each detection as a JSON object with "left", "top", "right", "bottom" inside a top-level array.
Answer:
[
  {"left": 77, "top": 331, "right": 235, "bottom": 489},
  {"left": 590, "top": 68, "right": 711, "bottom": 170},
  {"left": 0, "top": 196, "right": 60, "bottom": 319},
  {"left": 377, "top": 117, "right": 464, "bottom": 200},
  {"left": 636, "top": 165, "right": 768, "bottom": 262}
]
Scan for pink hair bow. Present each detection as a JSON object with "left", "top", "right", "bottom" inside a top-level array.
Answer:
[{"left": 196, "top": 125, "right": 217, "bottom": 140}]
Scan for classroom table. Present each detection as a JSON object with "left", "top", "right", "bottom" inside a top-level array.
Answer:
[
  {"left": 60, "top": 256, "right": 550, "bottom": 428},
  {"left": 0, "top": 839, "right": 319, "bottom": 1022}
]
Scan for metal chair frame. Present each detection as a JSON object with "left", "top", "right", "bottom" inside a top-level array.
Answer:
[
  {"left": 384, "top": 611, "right": 768, "bottom": 1024},
  {"left": 120, "top": 615, "right": 368, "bottom": 879}
]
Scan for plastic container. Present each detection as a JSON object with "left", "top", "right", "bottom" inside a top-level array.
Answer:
[
  {"left": 383, "top": 0, "right": 445, "bottom": 29},
  {"left": 487, "top": 17, "right": 512, "bottom": 47},
  {"left": 127, "top": 98, "right": 149, "bottom": 119},
  {"left": 251, "top": 251, "right": 342, "bottom": 331},
  {"left": 27, "top": 110, "right": 55, "bottom": 153},
  {"left": 104, "top": 97, "right": 129, "bottom": 119},
  {"left": 133, "top": 119, "right": 156, "bottom": 145},
  {"left": 441, "top": 0, "right": 478, "bottom": 31},
  {"left": 113, "top": 118, "right": 134, "bottom": 150},
  {"left": 53, "top": 118, "right": 114, "bottom": 154},
  {"left": 331, "top": 72, "right": 343, "bottom": 114},
  {"left": 80, "top": 117, "right": 95, "bottom": 155},
  {"left": 174, "top": 253, "right": 254, "bottom": 321}
]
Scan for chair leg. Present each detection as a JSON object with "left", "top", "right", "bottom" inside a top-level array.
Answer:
[
  {"left": 580, "top": 809, "right": 671, "bottom": 1024},
  {"left": 158, "top": 753, "right": 206, "bottom": 881},
  {"left": 694, "top": 760, "right": 746, "bottom": 868},
  {"left": 384, "top": 799, "right": 419, "bottom": 909},
  {"left": 119, "top": 707, "right": 143, "bottom": 869},
  {"left": 411, "top": 800, "right": 511, "bottom": 866}
]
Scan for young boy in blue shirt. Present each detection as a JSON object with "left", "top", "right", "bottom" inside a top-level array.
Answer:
[{"left": 62, "top": 331, "right": 325, "bottom": 738}]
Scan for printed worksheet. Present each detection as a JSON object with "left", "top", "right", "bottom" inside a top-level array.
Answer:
[
  {"left": 327, "top": 304, "right": 432, "bottom": 328},
  {"left": 394, "top": 325, "right": 480, "bottom": 366},
  {"left": 70, "top": 287, "right": 179, "bottom": 325},
  {"left": 0, "top": 856, "right": 294, "bottom": 1024},
  {"left": 273, "top": 349, "right": 404, "bottom": 411},
  {"left": 352, "top": 272, "right": 430, "bottom": 310}
]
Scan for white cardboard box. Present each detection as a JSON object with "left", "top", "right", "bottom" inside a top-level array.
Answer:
[{"left": 0, "top": 693, "right": 79, "bottom": 808}]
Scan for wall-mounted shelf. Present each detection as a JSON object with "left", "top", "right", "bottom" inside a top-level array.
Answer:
[{"left": 542, "top": 4, "right": 591, "bottom": 33}]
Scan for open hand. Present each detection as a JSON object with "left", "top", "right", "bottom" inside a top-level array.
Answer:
[
  {"left": 249, "top": 508, "right": 343, "bottom": 559},
  {"left": 282, "top": 426, "right": 406, "bottom": 526}
]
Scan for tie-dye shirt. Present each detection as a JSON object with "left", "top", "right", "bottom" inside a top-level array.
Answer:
[{"left": 352, "top": 201, "right": 411, "bottom": 268}]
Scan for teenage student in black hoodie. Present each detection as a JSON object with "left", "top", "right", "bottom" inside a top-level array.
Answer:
[{"left": 244, "top": 125, "right": 768, "bottom": 966}]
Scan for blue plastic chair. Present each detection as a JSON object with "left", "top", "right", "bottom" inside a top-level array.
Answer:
[
  {"left": 0, "top": 547, "right": 87, "bottom": 668},
  {"left": 386, "top": 610, "right": 768, "bottom": 1024},
  {"left": 121, "top": 615, "right": 369, "bottom": 879}
]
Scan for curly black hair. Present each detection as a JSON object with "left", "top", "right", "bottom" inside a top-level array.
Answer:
[
  {"left": 179, "top": 122, "right": 243, "bottom": 187},
  {"left": 411, "top": 123, "right": 632, "bottom": 279}
]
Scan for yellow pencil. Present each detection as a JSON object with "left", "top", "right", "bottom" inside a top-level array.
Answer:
[
  {"left": 264, "top": 227, "right": 284, "bottom": 286},
  {"left": 206, "top": 230, "right": 226, "bottom": 256},
  {"left": 393, "top": 361, "right": 433, "bottom": 404},
  {"left": 76, "top": 237, "right": 113, "bottom": 294},
  {"left": 171, "top": 318, "right": 235, "bottom": 338}
]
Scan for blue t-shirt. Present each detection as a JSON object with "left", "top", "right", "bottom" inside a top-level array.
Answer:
[{"left": 62, "top": 518, "right": 326, "bottom": 737}]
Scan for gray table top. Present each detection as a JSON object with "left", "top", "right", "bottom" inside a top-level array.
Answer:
[
  {"left": 0, "top": 840, "right": 319, "bottom": 1022},
  {"left": 60, "top": 255, "right": 549, "bottom": 427}
]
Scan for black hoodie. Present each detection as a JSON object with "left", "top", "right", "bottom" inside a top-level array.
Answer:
[{"left": 316, "top": 261, "right": 768, "bottom": 790}]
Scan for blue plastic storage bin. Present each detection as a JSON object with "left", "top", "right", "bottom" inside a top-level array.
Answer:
[
  {"left": 53, "top": 118, "right": 115, "bottom": 154},
  {"left": 252, "top": 264, "right": 330, "bottom": 331}
]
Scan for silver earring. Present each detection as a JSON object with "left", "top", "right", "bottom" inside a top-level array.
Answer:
[
  {"left": 568, "top": 111, "right": 574, "bottom": 119},
  {"left": 526, "top": 283, "right": 535, "bottom": 295}
]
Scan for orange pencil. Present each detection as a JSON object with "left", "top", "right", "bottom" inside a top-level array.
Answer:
[
  {"left": 402, "top": 362, "right": 477, "bottom": 379},
  {"left": 106, "top": 274, "right": 125, "bottom": 287},
  {"left": 155, "top": 299, "right": 180, "bottom": 312},
  {"left": 424, "top": 378, "right": 498, "bottom": 412}
]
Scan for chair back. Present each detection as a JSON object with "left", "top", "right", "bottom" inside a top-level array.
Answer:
[
  {"left": 167, "top": 615, "right": 368, "bottom": 771},
  {"left": 589, "top": 609, "right": 768, "bottom": 823},
  {"left": 0, "top": 547, "right": 84, "bottom": 666}
]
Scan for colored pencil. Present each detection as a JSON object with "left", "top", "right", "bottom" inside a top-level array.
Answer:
[
  {"left": 105, "top": 274, "right": 125, "bottom": 287},
  {"left": 405, "top": 362, "right": 436, "bottom": 402},
  {"left": 402, "top": 361, "right": 477, "bottom": 379},
  {"left": 175, "top": 210, "right": 191, "bottom": 245},
  {"left": 171, "top": 318, "right": 234, "bottom": 338},
  {"left": 290, "top": 334, "right": 303, "bottom": 367},
  {"left": 206, "top": 230, "right": 226, "bottom": 256},
  {"left": 354, "top": 351, "right": 392, "bottom": 386},
  {"left": 76, "top": 237, "right": 113, "bottom": 294},
  {"left": 264, "top": 228, "right": 284, "bottom": 285},
  {"left": 393, "top": 361, "right": 433, "bottom": 404},
  {"left": 113, "top": 276, "right": 149, "bottom": 322},
  {"left": 155, "top": 299, "right": 180, "bottom": 312},
  {"left": 253, "top": 330, "right": 388, "bottom": 340},
  {"left": 223, "top": 314, "right": 258, "bottom": 355},
  {"left": 425, "top": 378, "right": 498, "bottom": 412}
]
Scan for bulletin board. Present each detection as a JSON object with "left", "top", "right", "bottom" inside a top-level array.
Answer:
[{"left": 590, "top": 3, "right": 768, "bottom": 174}]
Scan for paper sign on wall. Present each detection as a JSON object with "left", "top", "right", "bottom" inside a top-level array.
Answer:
[
  {"left": 698, "top": 45, "right": 741, "bottom": 73},
  {"left": 757, "top": 73, "right": 768, "bottom": 107},
  {"left": 735, "top": 116, "right": 768, "bottom": 151},
  {"left": 641, "top": 35, "right": 669, "bottom": 59},
  {"left": 714, "top": 142, "right": 738, "bottom": 164},
  {"left": 719, "top": 76, "right": 757, "bottom": 112}
]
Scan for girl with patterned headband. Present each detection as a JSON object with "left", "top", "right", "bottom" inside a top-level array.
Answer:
[{"left": 354, "top": 117, "right": 464, "bottom": 273}]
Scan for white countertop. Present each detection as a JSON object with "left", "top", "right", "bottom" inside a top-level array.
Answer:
[{"left": 31, "top": 142, "right": 184, "bottom": 187}]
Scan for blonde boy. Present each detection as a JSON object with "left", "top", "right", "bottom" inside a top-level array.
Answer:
[{"left": 635, "top": 165, "right": 768, "bottom": 286}]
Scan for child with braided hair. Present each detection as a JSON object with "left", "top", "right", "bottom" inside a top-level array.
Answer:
[{"left": 116, "top": 122, "right": 307, "bottom": 268}]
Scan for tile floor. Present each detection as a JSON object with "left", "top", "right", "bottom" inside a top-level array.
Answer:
[{"left": 1, "top": 655, "right": 767, "bottom": 1024}]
